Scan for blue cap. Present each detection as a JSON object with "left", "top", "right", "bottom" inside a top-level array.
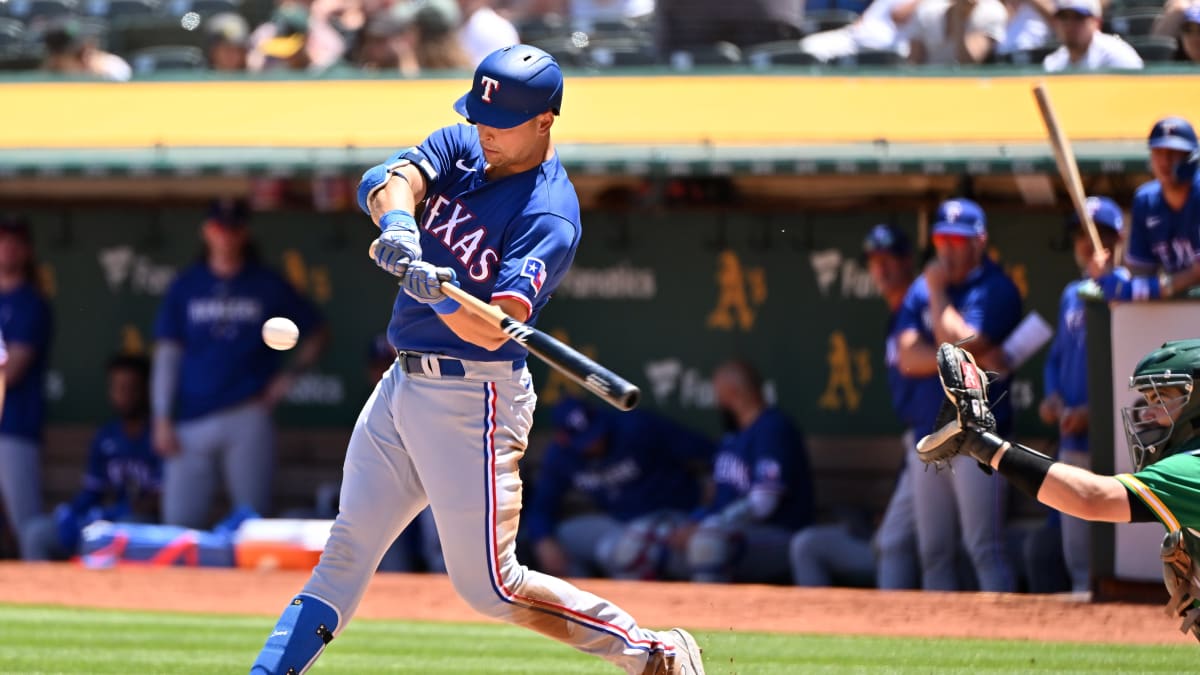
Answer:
[
  {"left": 932, "top": 198, "right": 987, "bottom": 238},
  {"left": 1068, "top": 196, "right": 1123, "bottom": 234},
  {"left": 453, "top": 45, "right": 563, "bottom": 129},
  {"left": 206, "top": 198, "right": 250, "bottom": 228},
  {"left": 862, "top": 224, "right": 911, "bottom": 258},
  {"left": 1185, "top": 5, "right": 1200, "bottom": 25},
  {"left": 1148, "top": 117, "right": 1198, "bottom": 153},
  {"left": 550, "top": 397, "right": 610, "bottom": 454}
]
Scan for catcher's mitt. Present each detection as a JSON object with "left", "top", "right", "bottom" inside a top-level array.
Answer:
[{"left": 916, "top": 342, "right": 997, "bottom": 466}]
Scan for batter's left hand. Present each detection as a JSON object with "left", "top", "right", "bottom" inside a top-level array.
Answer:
[
  {"left": 374, "top": 210, "right": 422, "bottom": 277},
  {"left": 402, "top": 261, "right": 461, "bottom": 314}
]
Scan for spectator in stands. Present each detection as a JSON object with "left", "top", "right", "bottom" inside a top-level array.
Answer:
[
  {"left": 655, "top": 0, "right": 805, "bottom": 52},
  {"left": 526, "top": 395, "right": 713, "bottom": 579},
  {"left": 568, "top": 0, "right": 655, "bottom": 32},
  {"left": 0, "top": 329, "right": 6, "bottom": 427},
  {"left": 1034, "top": 196, "right": 1125, "bottom": 593},
  {"left": 205, "top": 13, "right": 250, "bottom": 72},
  {"left": 995, "top": 0, "right": 1053, "bottom": 60},
  {"left": 1151, "top": 0, "right": 1200, "bottom": 57},
  {"left": 1183, "top": 5, "right": 1200, "bottom": 62},
  {"left": 354, "top": 0, "right": 470, "bottom": 75},
  {"left": 668, "top": 359, "right": 814, "bottom": 584},
  {"left": 789, "top": 224, "right": 921, "bottom": 589},
  {"left": 1042, "top": 0, "right": 1142, "bottom": 70},
  {"left": 458, "top": 0, "right": 520, "bottom": 66},
  {"left": 895, "top": 198, "right": 1023, "bottom": 592},
  {"left": 41, "top": 18, "right": 131, "bottom": 81},
  {"left": 904, "top": 0, "right": 1008, "bottom": 65},
  {"left": 798, "top": 0, "right": 921, "bottom": 63},
  {"left": 23, "top": 355, "right": 161, "bottom": 561},
  {"left": 151, "top": 199, "right": 328, "bottom": 529},
  {"left": 249, "top": 4, "right": 347, "bottom": 72},
  {"left": 0, "top": 216, "right": 53, "bottom": 560}
]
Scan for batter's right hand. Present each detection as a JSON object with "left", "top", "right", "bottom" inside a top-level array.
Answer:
[
  {"left": 153, "top": 417, "right": 180, "bottom": 458},
  {"left": 374, "top": 209, "right": 422, "bottom": 276}
]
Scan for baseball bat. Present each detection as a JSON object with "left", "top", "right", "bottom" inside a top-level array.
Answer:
[
  {"left": 369, "top": 241, "right": 640, "bottom": 411},
  {"left": 1032, "top": 82, "right": 1104, "bottom": 253}
]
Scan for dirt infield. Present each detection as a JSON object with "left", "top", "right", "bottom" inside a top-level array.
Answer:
[{"left": 0, "top": 562, "right": 1192, "bottom": 645}]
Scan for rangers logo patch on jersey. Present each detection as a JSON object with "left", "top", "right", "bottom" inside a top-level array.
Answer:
[{"left": 521, "top": 257, "right": 547, "bottom": 295}]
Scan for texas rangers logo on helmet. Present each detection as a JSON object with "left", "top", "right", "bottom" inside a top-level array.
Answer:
[
  {"left": 522, "top": 257, "right": 547, "bottom": 295},
  {"left": 944, "top": 201, "right": 963, "bottom": 221},
  {"left": 480, "top": 76, "right": 501, "bottom": 103}
]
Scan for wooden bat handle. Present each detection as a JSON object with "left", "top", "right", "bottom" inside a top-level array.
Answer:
[{"left": 1032, "top": 83, "right": 1104, "bottom": 255}]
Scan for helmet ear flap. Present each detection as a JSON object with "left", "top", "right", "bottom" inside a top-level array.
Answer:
[{"left": 1175, "top": 148, "right": 1200, "bottom": 184}]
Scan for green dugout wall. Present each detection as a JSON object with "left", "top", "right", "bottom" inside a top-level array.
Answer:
[{"left": 25, "top": 205, "right": 1078, "bottom": 438}]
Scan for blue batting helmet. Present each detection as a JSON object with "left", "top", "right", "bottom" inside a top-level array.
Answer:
[{"left": 453, "top": 45, "right": 563, "bottom": 129}]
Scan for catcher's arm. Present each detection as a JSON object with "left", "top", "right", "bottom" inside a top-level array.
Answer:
[{"left": 917, "top": 342, "right": 1142, "bottom": 522}]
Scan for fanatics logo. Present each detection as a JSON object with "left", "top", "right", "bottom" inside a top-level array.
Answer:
[
  {"left": 480, "top": 76, "right": 501, "bottom": 103},
  {"left": 521, "top": 257, "right": 547, "bottom": 295}
]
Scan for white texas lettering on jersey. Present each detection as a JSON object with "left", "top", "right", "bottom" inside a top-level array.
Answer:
[
  {"left": 422, "top": 194, "right": 499, "bottom": 281},
  {"left": 480, "top": 76, "right": 501, "bottom": 103}
]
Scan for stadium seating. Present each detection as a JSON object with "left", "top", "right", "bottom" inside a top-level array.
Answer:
[
  {"left": 745, "top": 40, "right": 818, "bottom": 67},
  {"left": 130, "top": 43, "right": 205, "bottom": 72},
  {"left": 0, "top": 17, "right": 24, "bottom": 53},
  {"left": 670, "top": 41, "right": 743, "bottom": 69},
  {"left": 1125, "top": 34, "right": 1180, "bottom": 61},
  {"left": 4, "top": 0, "right": 78, "bottom": 21},
  {"left": 800, "top": 9, "right": 861, "bottom": 35},
  {"left": 1108, "top": 9, "right": 1162, "bottom": 36},
  {"left": 84, "top": 0, "right": 160, "bottom": 20}
]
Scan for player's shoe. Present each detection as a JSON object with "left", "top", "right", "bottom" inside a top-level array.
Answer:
[{"left": 667, "top": 627, "right": 705, "bottom": 675}]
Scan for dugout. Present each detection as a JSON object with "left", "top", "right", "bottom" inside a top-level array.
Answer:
[{"left": 2, "top": 67, "right": 1196, "bottom": 596}]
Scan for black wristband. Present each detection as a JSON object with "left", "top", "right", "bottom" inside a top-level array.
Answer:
[{"left": 993, "top": 436, "right": 1055, "bottom": 498}]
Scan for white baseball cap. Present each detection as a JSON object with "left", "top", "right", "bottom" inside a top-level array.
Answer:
[{"left": 1055, "top": 0, "right": 1102, "bottom": 17}]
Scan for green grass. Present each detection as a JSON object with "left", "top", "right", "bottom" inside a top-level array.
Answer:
[{"left": 0, "top": 603, "right": 1192, "bottom": 674}]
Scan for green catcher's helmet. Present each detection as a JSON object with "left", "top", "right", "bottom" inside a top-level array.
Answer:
[{"left": 1122, "top": 339, "right": 1200, "bottom": 473}]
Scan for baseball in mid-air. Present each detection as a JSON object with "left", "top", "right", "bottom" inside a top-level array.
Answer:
[{"left": 262, "top": 317, "right": 299, "bottom": 351}]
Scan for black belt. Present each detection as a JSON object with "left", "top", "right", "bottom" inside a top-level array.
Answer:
[{"left": 396, "top": 351, "right": 467, "bottom": 377}]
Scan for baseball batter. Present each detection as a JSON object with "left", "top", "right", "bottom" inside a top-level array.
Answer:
[
  {"left": 920, "top": 339, "right": 1200, "bottom": 641},
  {"left": 251, "top": 45, "right": 705, "bottom": 675}
]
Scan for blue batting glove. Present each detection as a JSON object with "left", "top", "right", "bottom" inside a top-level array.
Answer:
[
  {"left": 402, "top": 261, "right": 461, "bottom": 314},
  {"left": 1089, "top": 270, "right": 1163, "bottom": 302},
  {"left": 374, "top": 210, "right": 421, "bottom": 276}
]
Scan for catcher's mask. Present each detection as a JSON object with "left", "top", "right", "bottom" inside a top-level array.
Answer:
[{"left": 1122, "top": 339, "right": 1200, "bottom": 473}]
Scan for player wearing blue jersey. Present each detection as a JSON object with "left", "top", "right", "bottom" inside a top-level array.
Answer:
[
  {"left": 896, "top": 198, "right": 1023, "bottom": 592},
  {"left": 251, "top": 45, "right": 706, "bottom": 675},
  {"left": 1094, "top": 117, "right": 1200, "bottom": 301},
  {"left": 24, "top": 355, "right": 161, "bottom": 560},
  {"left": 672, "top": 359, "right": 814, "bottom": 585},
  {"left": 152, "top": 199, "right": 326, "bottom": 529},
  {"left": 1035, "top": 196, "right": 1125, "bottom": 592},
  {"left": 790, "top": 224, "right": 920, "bottom": 589},
  {"left": 527, "top": 396, "right": 713, "bottom": 580},
  {"left": 0, "top": 216, "right": 53, "bottom": 559}
]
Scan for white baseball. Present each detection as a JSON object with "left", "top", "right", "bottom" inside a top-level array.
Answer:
[{"left": 262, "top": 317, "right": 299, "bottom": 351}]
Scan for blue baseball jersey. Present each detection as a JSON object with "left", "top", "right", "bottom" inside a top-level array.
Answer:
[
  {"left": 700, "top": 408, "right": 814, "bottom": 531},
  {"left": 388, "top": 124, "right": 581, "bottom": 362},
  {"left": 1127, "top": 178, "right": 1200, "bottom": 273},
  {"left": 524, "top": 410, "right": 714, "bottom": 542},
  {"left": 885, "top": 309, "right": 925, "bottom": 432},
  {"left": 154, "top": 262, "right": 322, "bottom": 421},
  {"left": 895, "top": 258, "right": 1023, "bottom": 437},
  {"left": 1044, "top": 279, "right": 1090, "bottom": 452},
  {"left": 0, "top": 283, "right": 53, "bottom": 440},
  {"left": 69, "top": 420, "right": 161, "bottom": 520}
]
